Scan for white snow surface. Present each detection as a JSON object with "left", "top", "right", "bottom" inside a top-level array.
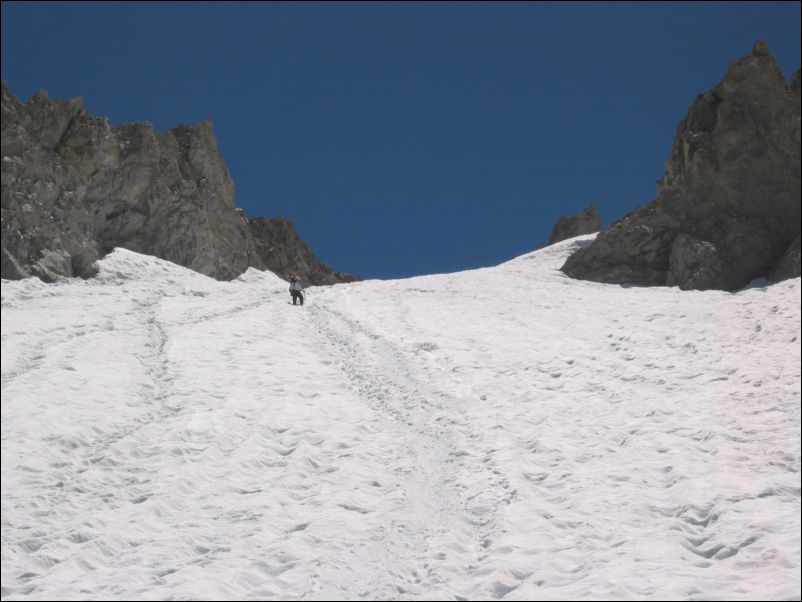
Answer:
[{"left": 2, "top": 236, "right": 800, "bottom": 601}]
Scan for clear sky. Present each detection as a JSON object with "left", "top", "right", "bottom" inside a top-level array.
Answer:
[{"left": 2, "top": 2, "right": 800, "bottom": 279}]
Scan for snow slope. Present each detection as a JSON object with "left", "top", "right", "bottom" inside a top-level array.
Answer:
[{"left": 2, "top": 236, "right": 800, "bottom": 600}]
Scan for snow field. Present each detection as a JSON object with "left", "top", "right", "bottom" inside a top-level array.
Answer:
[{"left": 2, "top": 236, "right": 800, "bottom": 600}]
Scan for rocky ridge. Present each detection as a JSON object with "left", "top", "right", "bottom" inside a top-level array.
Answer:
[
  {"left": 561, "top": 41, "right": 801, "bottom": 290},
  {"left": 546, "top": 203, "right": 603, "bottom": 246},
  {"left": 1, "top": 82, "right": 357, "bottom": 285}
]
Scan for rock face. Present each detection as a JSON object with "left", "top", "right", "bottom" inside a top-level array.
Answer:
[
  {"left": 770, "top": 233, "right": 801, "bottom": 283},
  {"left": 1, "top": 83, "right": 357, "bottom": 285},
  {"left": 546, "top": 203, "right": 602, "bottom": 245},
  {"left": 247, "top": 216, "right": 360, "bottom": 285},
  {"left": 562, "top": 41, "right": 801, "bottom": 290}
]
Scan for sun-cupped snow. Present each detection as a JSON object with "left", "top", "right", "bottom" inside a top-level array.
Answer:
[{"left": 2, "top": 238, "right": 800, "bottom": 600}]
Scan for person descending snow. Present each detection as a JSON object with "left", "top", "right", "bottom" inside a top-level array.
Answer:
[{"left": 289, "top": 275, "right": 304, "bottom": 306}]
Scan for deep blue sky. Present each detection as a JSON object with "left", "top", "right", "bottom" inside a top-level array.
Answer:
[{"left": 2, "top": 2, "right": 800, "bottom": 279}]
